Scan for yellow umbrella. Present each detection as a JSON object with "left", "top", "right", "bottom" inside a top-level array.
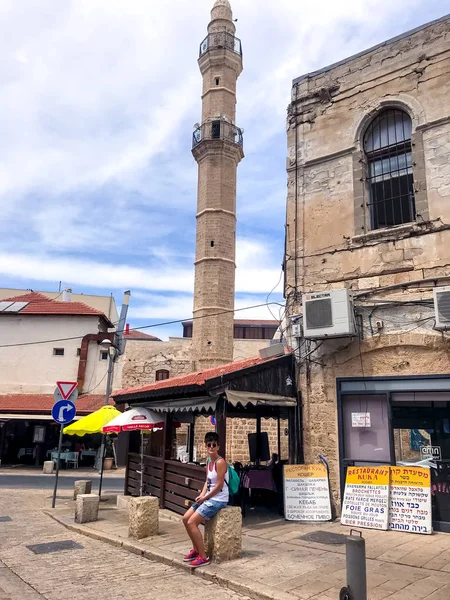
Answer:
[{"left": 63, "top": 405, "right": 121, "bottom": 436}]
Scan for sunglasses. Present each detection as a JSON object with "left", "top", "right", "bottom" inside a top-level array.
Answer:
[{"left": 206, "top": 442, "right": 218, "bottom": 448}]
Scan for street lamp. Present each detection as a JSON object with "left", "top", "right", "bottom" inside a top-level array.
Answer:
[{"left": 98, "top": 339, "right": 118, "bottom": 495}]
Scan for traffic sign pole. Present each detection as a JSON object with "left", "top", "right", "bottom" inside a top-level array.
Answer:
[
  {"left": 52, "top": 424, "right": 64, "bottom": 509},
  {"left": 51, "top": 385, "right": 77, "bottom": 509}
]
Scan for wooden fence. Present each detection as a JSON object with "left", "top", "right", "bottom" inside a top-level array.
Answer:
[{"left": 126, "top": 453, "right": 205, "bottom": 514}]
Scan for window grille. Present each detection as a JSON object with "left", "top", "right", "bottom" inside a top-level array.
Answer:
[{"left": 364, "top": 109, "right": 415, "bottom": 230}]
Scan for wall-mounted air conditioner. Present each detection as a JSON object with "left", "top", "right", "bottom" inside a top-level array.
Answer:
[
  {"left": 433, "top": 286, "right": 450, "bottom": 330},
  {"left": 302, "top": 289, "right": 355, "bottom": 339}
]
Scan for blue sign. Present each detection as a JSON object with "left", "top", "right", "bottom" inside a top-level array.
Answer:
[
  {"left": 52, "top": 400, "right": 76, "bottom": 424},
  {"left": 209, "top": 415, "right": 216, "bottom": 426}
]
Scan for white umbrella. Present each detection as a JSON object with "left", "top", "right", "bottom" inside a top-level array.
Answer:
[{"left": 103, "top": 408, "right": 164, "bottom": 496}]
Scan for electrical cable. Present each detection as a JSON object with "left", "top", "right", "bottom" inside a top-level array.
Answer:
[{"left": 0, "top": 301, "right": 286, "bottom": 349}]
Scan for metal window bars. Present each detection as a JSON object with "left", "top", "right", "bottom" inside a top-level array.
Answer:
[
  {"left": 199, "top": 32, "right": 242, "bottom": 57},
  {"left": 192, "top": 120, "right": 244, "bottom": 149},
  {"left": 363, "top": 109, "right": 416, "bottom": 230}
]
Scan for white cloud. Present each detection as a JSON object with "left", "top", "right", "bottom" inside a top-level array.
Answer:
[{"left": 0, "top": 0, "right": 443, "bottom": 322}]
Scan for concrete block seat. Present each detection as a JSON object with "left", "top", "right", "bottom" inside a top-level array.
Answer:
[
  {"left": 75, "top": 494, "right": 99, "bottom": 524},
  {"left": 204, "top": 506, "right": 242, "bottom": 562},
  {"left": 128, "top": 496, "right": 159, "bottom": 540}
]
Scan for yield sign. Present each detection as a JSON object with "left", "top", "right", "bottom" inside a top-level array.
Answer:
[{"left": 56, "top": 381, "right": 77, "bottom": 400}]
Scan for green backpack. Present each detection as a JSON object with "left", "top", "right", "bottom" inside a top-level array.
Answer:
[
  {"left": 207, "top": 459, "right": 240, "bottom": 496},
  {"left": 226, "top": 464, "right": 240, "bottom": 496}
]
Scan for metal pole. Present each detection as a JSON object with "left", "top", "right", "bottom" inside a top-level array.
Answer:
[
  {"left": 343, "top": 530, "right": 367, "bottom": 600},
  {"left": 98, "top": 434, "right": 106, "bottom": 498},
  {"left": 51, "top": 424, "right": 64, "bottom": 508},
  {"left": 140, "top": 431, "right": 143, "bottom": 497}
]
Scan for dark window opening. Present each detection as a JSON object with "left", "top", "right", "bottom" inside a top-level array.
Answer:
[
  {"left": 76, "top": 348, "right": 81, "bottom": 356},
  {"left": 210, "top": 240, "right": 215, "bottom": 247},
  {"left": 211, "top": 120, "right": 221, "bottom": 139},
  {"left": 100, "top": 351, "right": 108, "bottom": 360},
  {"left": 156, "top": 369, "right": 170, "bottom": 381},
  {"left": 215, "top": 77, "right": 220, "bottom": 86},
  {"left": 53, "top": 348, "right": 64, "bottom": 356},
  {"left": 364, "top": 109, "right": 415, "bottom": 230}
]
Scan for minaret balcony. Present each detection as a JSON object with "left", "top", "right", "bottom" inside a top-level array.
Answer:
[
  {"left": 199, "top": 32, "right": 242, "bottom": 58},
  {"left": 192, "top": 120, "right": 243, "bottom": 150}
]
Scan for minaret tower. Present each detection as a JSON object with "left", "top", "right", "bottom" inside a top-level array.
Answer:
[{"left": 191, "top": 0, "right": 244, "bottom": 370}]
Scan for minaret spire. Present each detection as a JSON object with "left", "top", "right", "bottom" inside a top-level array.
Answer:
[{"left": 191, "top": 1, "right": 244, "bottom": 370}]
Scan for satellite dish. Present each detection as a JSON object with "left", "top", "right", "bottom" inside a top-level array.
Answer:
[{"left": 193, "top": 123, "right": 200, "bottom": 130}]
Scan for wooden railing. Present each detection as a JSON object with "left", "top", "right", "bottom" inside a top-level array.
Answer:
[{"left": 126, "top": 453, "right": 205, "bottom": 515}]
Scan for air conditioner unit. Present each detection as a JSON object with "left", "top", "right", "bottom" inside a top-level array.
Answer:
[
  {"left": 433, "top": 286, "right": 450, "bottom": 329},
  {"left": 302, "top": 289, "right": 355, "bottom": 339}
]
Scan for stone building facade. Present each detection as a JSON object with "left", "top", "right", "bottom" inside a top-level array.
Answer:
[{"left": 284, "top": 15, "right": 450, "bottom": 515}]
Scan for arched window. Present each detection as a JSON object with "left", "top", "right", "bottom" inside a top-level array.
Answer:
[
  {"left": 364, "top": 109, "right": 415, "bottom": 230},
  {"left": 156, "top": 369, "right": 170, "bottom": 381}
]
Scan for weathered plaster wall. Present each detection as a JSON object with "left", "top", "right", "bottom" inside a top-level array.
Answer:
[
  {"left": 285, "top": 16, "right": 450, "bottom": 301},
  {"left": 285, "top": 16, "right": 450, "bottom": 512},
  {"left": 118, "top": 337, "right": 271, "bottom": 389},
  {"left": 299, "top": 331, "right": 450, "bottom": 512}
]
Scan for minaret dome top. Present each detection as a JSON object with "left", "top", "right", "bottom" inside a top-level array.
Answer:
[{"left": 211, "top": 0, "right": 233, "bottom": 22}]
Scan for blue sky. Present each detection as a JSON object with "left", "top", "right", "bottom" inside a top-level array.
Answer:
[{"left": 0, "top": 0, "right": 448, "bottom": 339}]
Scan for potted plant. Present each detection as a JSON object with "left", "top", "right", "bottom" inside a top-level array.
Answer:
[{"left": 103, "top": 436, "right": 115, "bottom": 470}]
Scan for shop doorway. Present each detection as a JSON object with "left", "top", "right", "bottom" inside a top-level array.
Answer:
[{"left": 338, "top": 379, "right": 450, "bottom": 533}]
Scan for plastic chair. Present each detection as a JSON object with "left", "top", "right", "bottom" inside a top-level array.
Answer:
[{"left": 65, "top": 452, "right": 78, "bottom": 469}]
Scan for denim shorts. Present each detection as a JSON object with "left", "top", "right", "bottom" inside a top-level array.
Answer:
[{"left": 191, "top": 499, "right": 228, "bottom": 521}]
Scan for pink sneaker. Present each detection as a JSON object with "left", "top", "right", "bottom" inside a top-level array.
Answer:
[
  {"left": 183, "top": 549, "right": 199, "bottom": 562},
  {"left": 190, "top": 555, "right": 211, "bottom": 568}
]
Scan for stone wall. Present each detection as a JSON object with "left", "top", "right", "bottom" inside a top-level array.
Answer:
[
  {"left": 194, "top": 415, "right": 289, "bottom": 464},
  {"left": 284, "top": 17, "right": 450, "bottom": 513},
  {"left": 298, "top": 330, "right": 450, "bottom": 512},
  {"left": 285, "top": 16, "right": 450, "bottom": 302}
]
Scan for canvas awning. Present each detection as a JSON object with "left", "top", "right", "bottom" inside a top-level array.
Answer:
[
  {"left": 225, "top": 390, "right": 296, "bottom": 408},
  {"left": 136, "top": 396, "right": 217, "bottom": 414},
  {"left": 135, "top": 390, "right": 296, "bottom": 414}
]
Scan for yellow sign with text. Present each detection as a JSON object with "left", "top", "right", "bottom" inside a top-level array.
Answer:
[
  {"left": 284, "top": 464, "right": 328, "bottom": 479},
  {"left": 390, "top": 466, "right": 430, "bottom": 488},
  {"left": 345, "top": 466, "right": 390, "bottom": 486}
]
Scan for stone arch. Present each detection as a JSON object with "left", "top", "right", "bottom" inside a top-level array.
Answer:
[{"left": 353, "top": 94, "right": 427, "bottom": 147}]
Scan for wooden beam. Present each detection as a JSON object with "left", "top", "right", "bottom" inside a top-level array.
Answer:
[
  {"left": 215, "top": 395, "right": 227, "bottom": 461},
  {"left": 160, "top": 413, "right": 173, "bottom": 508},
  {"left": 188, "top": 420, "right": 195, "bottom": 463}
]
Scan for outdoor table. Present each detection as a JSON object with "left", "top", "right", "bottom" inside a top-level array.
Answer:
[
  {"left": 242, "top": 468, "right": 277, "bottom": 491},
  {"left": 17, "top": 448, "right": 35, "bottom": 459},
  {"left": 50, "top": 450, "right": 75, "bottom": 467},
  {"left": 81, "top": 450, "right": 97, "bottom": 458}
]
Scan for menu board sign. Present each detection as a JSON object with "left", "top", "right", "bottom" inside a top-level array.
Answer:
[
  {"left": 341, "top": 466, "right": 390, "bottom": 530},
  {"left": 284, "top": 464, "right": 332, "bottom": 521},
  {"left": 389, "top": 466, "right": 432, "bottom": 535}
]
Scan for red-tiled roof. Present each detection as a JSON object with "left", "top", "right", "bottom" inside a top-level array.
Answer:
[
  {"left": 0, "top": 394, "right": 110, "bottom": 415},
  {"left": 114, "top": 354, "right": 284, "bottom": 398},
  {"left": 1, "top": 292, "right": 113, "bottom": 326},
  {"left": 233, "top": 320, "right": 279, "bottom": 326},
  {"left": 182, "top": 319, "right": 278, "bottom": 326},
  {"left": 124, "top": 330, "right": 162, "bottom": 341}
]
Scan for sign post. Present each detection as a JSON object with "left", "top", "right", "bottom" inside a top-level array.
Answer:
[{"left": 51, "top": 383, "right": 77, "bottom": 509}]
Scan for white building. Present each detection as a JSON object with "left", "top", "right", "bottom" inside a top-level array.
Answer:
[{"left": 0, "top": 290, "right": 117, "bottom": 465}]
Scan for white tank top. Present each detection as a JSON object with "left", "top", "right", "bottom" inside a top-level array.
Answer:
[{"left": 207, "top": 458, "right": 229, "bottom": 503}]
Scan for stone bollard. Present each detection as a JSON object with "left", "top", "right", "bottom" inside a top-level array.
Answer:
[
  {"left": 128, "top": 496, "right": 159, "bottom": 539},
  {"left": 205, "top": 506, "right": 242, "bottom": 562},
  {"left": 73, "top": 480, "right": 92, "bottom": 500},
  {"left": 43, "top": 461, "right": 54, "bottom": 474},
  {"left": 75, "top": 494, "right": 100, "bottom": 524}
]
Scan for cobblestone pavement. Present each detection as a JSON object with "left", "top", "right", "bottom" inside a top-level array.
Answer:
[{"left": 0, "top": 489, "right": 247, "bottom": 600}]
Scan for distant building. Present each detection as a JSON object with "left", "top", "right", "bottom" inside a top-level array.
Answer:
[{"left": 0, "top": 290, "right": 116, "bottom": 465}]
